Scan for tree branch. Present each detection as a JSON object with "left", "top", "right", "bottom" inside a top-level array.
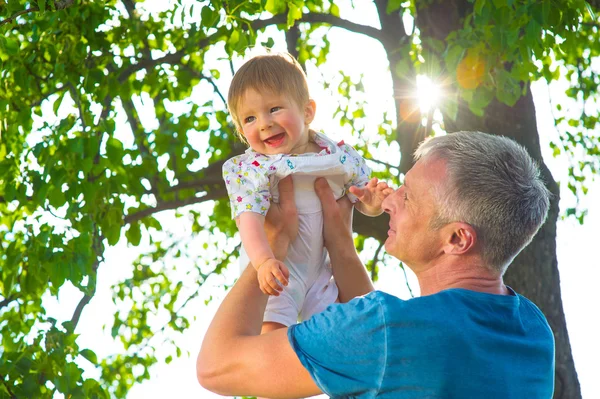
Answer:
[
  {"left": 71, "top": 232, "right": 103, "bottom": 329},
  {"left": 66, "top": 82, "right": 87, "bottom": 131},
  {"left": 0, "top": 295, "right": 16, "bottom": 310},
  {"left": 70, "top": 293, "right": 92, "bottom": 328},
  {"left": 363, "top": 154, "right": 400, "bottom": 171},
  {"left": 30, "top": 84, "right": 67, "bottom": 108},
  {"left": 370, "top": 241, "right": 384, "bottom": 281},
  {"left": 0, "top": 373, "right": 16, "bottom": 399},
  {"left": 123, "top": 188, "right": 228, "bottom": 225},
  {"left": 180, "top": 65, "right": 227, "bottom": 106},
  {"left": 116, "top": 13, "right": 382, "bottom": 86},
  {"left": 0, "top": 7, "right": 38, "bottom": 27},
  {"left": 299, "top": 13, "right": 383, "bottom": 42},
  {"left": 167, "top": 177, "right": 224, "bottom": 193},
  {"left": 0, "top": 0, "right": 76, "bottom": 27}
]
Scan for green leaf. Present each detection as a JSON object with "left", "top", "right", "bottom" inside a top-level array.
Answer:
[
  {"left": 330, "top": 4, "right": 340, "bottom": 17},
  {"left": 394, "top": 59, "right": 411, "bottom": 79},
  {"left": 585, "top": 2, "right": 596, "bottom": 20},
  {"left": 386, "top": 0, "right": 402, "bottom": 14},
  {"left": 53, "top": 91, "right": 66, "bottom": 115},
  {"left": 4, "top": 37, "right": 19, "bottom": 56},
  {"left": 80, "top": 349, "right": 98, "bottom": 365},
  {"left": 125, "top": 222, "right": 142, "bottom": 246},
  {"left": 445, "top": 45, "right": 465, "bottom": 71},
  {"left": 531, "top": 2, "right": 550, "bottom": 25},
  {"left": 39, "top": 0, "right": 47, "bottom": 13},
  {"left": 265, "top": 0, "right": 286, "bottom": 14},
  {"left": 287, "top": 3, "right": 302, "bottom": 27},
  {"left": 48, "top": 185, "right": 67, "bottom": 208},
  {"left": 105, "top": 137, "right": 124, "bottom": 165}
]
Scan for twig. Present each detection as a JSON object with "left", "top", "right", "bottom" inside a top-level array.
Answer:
[
  {"left": 370, "top": 242, "right": 384, "bottom": 282},
  {"left": 0, "top": 0, "right": 77, "bottom": 27},
  {"left": 0, "top": 296, "right": 15, "bottom": 310},
  {"left": 123, "top": 188, "right": 228, "bottom": 225},
  {"left": 66, "top": 82, "right": 87, "bottom": 131},
  {"left": 180, "top": 65, "right": 227, "bottom": 106},
  {"left": 398, "top": 261, "right": 414, "bottom": 298},
  {"left": 116, "top": 13, "right": 382, "bottom": 87},
  {"left": 0, "top": 7, "right": 39, "bottom": 27},
  {"left": 0, "top": 373, "right": 16, "bottom": 399},
  {"left": 70, "top": 232, "right": 103, "bottom": 329},
  {"left": 362, "top": 154, "right": 400, "bottom": 171}
]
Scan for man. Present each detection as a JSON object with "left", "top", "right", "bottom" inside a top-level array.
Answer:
[{"left": 197, "top": 131, "right": 555, "bottom": 398}]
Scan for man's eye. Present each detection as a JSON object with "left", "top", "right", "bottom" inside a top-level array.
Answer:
[
  {"left": 404, "top": 193, "right": 408, "bottom": 201},
  {"left": 270, "top": 106, "right": 281, "bottom": 113},
  {"left": 244, "top": 116, "right": 255, "bottom": 123}
]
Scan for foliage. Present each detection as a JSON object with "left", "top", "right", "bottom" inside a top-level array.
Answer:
[{"left": 0, "top": 0, "right": 598, "bottom": 397}]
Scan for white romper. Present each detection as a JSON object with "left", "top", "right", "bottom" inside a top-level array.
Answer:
[{"left": 223, "top": 132, "right": 371, "bottom": 326}]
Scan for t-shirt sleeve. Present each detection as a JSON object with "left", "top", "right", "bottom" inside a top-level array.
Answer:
[
  {"left": 222, "top": 155, "right": 271, "bottom": 219},
  {"left": 288, "top": 292, "right": 386, "bottom": 397},
  {"left": 339, "top": 142, "right": 371, "bottom": 203}
]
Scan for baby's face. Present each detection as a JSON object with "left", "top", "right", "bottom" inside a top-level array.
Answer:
[{"left": 236, "top": 89, "right": 314, "bottom": 155}]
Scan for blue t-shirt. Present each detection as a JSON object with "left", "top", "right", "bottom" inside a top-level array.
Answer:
[{"left": 288, "top": 289, "right": 554, "bottom": 398}]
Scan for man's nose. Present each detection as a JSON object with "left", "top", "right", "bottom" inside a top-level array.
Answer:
[
  {"left": 382, "top": 192, "right": 394, "bottom": 214},
  {"left": 382, "top": 188, "right": 399, "bottom": 214}
]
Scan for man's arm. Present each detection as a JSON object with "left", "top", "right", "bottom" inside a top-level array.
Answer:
[
  {"left": 197, "top": 177, "right": 321, "bottom": 398},
  {"left": 314, "top": 178, "right": 374, "bottom": 302}
]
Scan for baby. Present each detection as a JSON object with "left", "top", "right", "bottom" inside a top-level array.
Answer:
[{"left": 223, "top": 53, "right": 391, "bottom": 332}]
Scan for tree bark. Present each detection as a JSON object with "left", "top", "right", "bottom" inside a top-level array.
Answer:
[{"left": 413, "top": 1, "right": 581, "bottom": 397}]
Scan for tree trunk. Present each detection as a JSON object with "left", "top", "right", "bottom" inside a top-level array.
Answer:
[{"left": 409, "top": 1, "right": 582, "bottom": 397}]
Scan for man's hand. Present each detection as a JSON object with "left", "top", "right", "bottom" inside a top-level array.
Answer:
[
  {"left": 265, "top": 176, "right": 298, "bottom": 261},
  {"left": 350, "top": 177, "right": 394, "bottom": 216},
  {"left": 315, "top": 177, "right": 374, "bottom": 302},
  {"left": 257, "top": 258, "right": 290, "bottom": 296},
  {"left": 314, "top": 177, "right": 354, "bottom": 251}
]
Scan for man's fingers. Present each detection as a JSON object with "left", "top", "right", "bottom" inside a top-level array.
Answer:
[
  {"left": 277, "top": 176, "right": 295, "bottom": 210},
  {"left": 315, "top": 178, "right": 337, "bottom": 209}
]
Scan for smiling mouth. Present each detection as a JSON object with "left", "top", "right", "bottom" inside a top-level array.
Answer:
[{"left": 264, "top": 133, "right": 286, "bottom": 147}]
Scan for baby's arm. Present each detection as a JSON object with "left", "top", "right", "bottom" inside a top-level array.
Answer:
[
  {"left": 349, "top": 177, "right": 394, "bottom": 216},
  {"left": 238, "top": 212, "right": 289, "bottom": 296}
]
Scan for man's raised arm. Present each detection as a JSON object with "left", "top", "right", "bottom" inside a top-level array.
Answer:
[
  {"left": 196, "top": 176, "right": 321, "bottom": 398},
  {"left": 314, "top": 178, "right": 374, "bottom": 302}
]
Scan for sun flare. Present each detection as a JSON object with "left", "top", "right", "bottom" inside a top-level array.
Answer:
[{"left": 416, "top": 75, "right": 442, "bottom": 113}]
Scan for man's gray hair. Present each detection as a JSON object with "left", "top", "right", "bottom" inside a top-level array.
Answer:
[{"left": 414, "top": 131, "right": 551, "bottom": 273}]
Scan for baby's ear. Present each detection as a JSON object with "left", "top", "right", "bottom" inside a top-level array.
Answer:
[{"left": 304, "top": 99, "right": 316, "bottom": 124}]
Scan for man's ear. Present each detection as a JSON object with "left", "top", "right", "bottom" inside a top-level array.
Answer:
[
  {"left": 442, "top": 222, "right": 476, "bottom": 255},
  {"left": 304, "top": 99, "right": 316, "bottom": 124}
]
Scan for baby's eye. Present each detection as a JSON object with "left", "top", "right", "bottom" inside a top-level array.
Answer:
[
  {"left": 270, "top": 106, "right": 282, "bottom": 113},
  {"left": 244, "top": 116, "right": 256, "bottom": 124}
]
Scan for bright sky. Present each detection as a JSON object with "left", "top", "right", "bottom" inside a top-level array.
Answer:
[{"left": 38, "top": 2, "right": 600, "bottom": 398}]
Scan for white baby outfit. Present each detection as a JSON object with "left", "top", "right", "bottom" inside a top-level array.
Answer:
[{"left": 223, "top": 132, "right": 371, "bottom": 326}]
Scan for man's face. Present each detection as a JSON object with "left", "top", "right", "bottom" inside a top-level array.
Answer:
[{"left": 382, "top": 157, "right": 448, "bottom": 270}]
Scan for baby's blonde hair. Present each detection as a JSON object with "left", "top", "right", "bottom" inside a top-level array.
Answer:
[{"left": 227, "top": 53, "right": 310, "bottom": 144}]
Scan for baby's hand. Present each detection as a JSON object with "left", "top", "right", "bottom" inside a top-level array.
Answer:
[
  {"left": 349, "top": 178, "right": 394, "bottom": 216},
  {"left": 256, "top": 259, "right": 290, "bottom": 296}
]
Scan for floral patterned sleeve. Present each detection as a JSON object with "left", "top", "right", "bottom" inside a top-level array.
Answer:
[
  {"left": 338, "top": 141, "right": 372, "bottom": 202},
  {"left": 222, "top": 154, "right": 272, "bottom": 219}
]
